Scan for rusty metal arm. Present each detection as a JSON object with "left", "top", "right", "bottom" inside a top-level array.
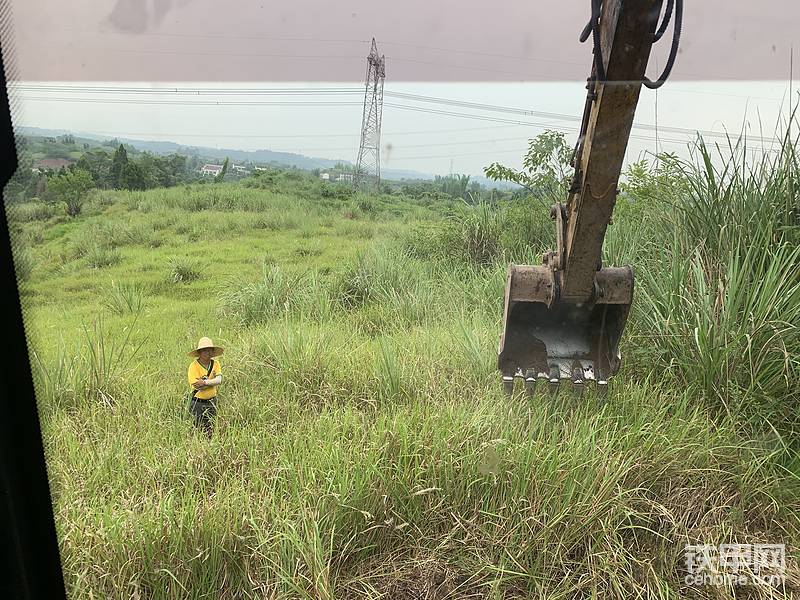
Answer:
[
  {"left": 497, "top": 0, "right": 668, "bottom": 390},
  {"left": 561, "top": 0, "right": 663, "bottom": 303}
]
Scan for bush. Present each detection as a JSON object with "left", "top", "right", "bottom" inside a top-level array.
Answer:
[
  {"left": 632, "top": 134, "right": 800, "bottom": 430},
  {"left": 402, "top": 201, "right": 504, "bottom": 266},
  {"left": 71, "top": 227, "right": 104, "bottom": 258},
  {"left": 46, "top": 168, "right": 94, "bottom": 216},
  {"left": 6, "top": 201, "right": 63, "bottom": 223},
  {"left": 219, "top": 265, "right": 329, "bottom": 325},
  {"left": 86, "top": 244, "right": 122, "bottom": 268},
  {"left": 104, "top": 280, "right": 145, "bottom": 315},
  {"left": 330, "top": 247, "right": 428, "bottom": 311},
  {"left": 13, "top": 246, "right": 34, "bottom": 282},
  {"left": 168, "top": 257, "right": 201, "bottom": 283}
]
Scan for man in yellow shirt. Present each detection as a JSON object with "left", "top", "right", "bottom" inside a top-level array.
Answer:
[{"left": 187, "top": 337, "right": 223, "bottom": 438}]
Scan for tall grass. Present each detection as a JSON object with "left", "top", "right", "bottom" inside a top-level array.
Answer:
[
  {"left": 86, "top": 244, "right": 122, "bottom": 268},
  {"left": 48, "top": 381, "right": 799, "bottom": 598},
  {"left": 639, "top": 239, "right": 800, "bottom": 410},
  {"left": 104, "top": 279, "right": 146, "bottom": 315},
  {"left": 167, "top": 256, "right": 201, "bottom": 283},
  {"left": 633, "top": 134, "right": 800, "bottom": 429},
  {"left": 19, "top": 147, "right": 800, "bottom": 598},
  {"left": 12, "top": 245, "right": 35, "bottom": 282},
  {"left": 6, "top": 200, "right": 63, "bottom": 222},
  {"left": 32, "top": 317, "right": 146, "bottom": 412},
  {"left": 82, "top": 317, "right": 146, "bottom": 406},
  {"left": 661, "top": 137, "right": 798, "bottom": 257},
  {"left": 218, "top": 265, "right": 331, "bottom": 325},
  {"left": 403, "top": 199, "right": 554, "bottom": 267}
]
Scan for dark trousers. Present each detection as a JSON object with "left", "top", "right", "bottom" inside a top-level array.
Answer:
[{"left": 189, "top": 397, "right": 217, "bottom": 438}]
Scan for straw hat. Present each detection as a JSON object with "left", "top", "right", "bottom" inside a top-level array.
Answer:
[{"left": 188, "top": 337, "right": 224, "bottom": 358}]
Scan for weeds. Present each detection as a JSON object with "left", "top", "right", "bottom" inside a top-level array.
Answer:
[
  {"left": 219, "top": 266, "right": 329, "bottom": 325},
  {"left": 168, "top": 257, "right": 201, "bottom": 283},
  {"left": 82, "top": 316, "right": 146, "bottom": 406},
  {"left": 86, "top": 244, "right": 122, "bottom": 268},
  {"left": 6, "top": 200, "right": 63, "bottom": 222},
  {"left": 104, "top": 280, "right": 146, "bottom": 315},
  {"left": 20, "top": 133, "right": 800, "bottom": 599},
  {"left": 13, "top": 245, "right": 35, "bottom": 282}
]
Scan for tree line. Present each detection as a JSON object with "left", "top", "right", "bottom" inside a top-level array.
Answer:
[{"left": 4, "top": 140, "right": 210, "bottom": 215}]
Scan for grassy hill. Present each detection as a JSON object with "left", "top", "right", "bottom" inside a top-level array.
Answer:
[
  {"left": 6, "top": 148, "right": 800, "bottom": 597},
  {"left": 15, "top": 126, "right": 517, "bottom": 187}
]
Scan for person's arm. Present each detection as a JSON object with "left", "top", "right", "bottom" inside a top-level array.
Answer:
[
  {"left": 203, "top": 375, "right": 222, "bottom": 388},
  {"left": 202, "top": 362, "right": 222, "bottom": 388},
  {"left": 189, "top": 363, "right": 211, "bottom": 390}
]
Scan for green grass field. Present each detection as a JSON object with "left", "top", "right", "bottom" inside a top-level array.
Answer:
[{"left": 7, "top": 147, "right": 800, "bottom": 598}]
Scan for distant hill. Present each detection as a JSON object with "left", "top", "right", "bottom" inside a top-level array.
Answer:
[
  {"left": 16, "top": 126, "right": 518, "bottom": 189},
  {"left": 17, "top": 126, "right": 349, "bottom": 170}
]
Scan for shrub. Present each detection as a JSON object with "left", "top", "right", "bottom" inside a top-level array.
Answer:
[
  {"left": 104, "top": 280, "right": 145, "bottom": 315},
  {"left": 632, "top": 133, "right": 800, "bottom": 430},
  {"left": 219, "top": 266, "right": 327, "bottom": 325},
  {"left": 86, "top": 244, "right": 122, "bottom": 268},
  {"left": 330, "top": 247, "right": 428, "bottom": 312},
  {"left": 402, "top": 201, "right": 504, "bottom": 266},
  {"left": 168, "top": 257, "right": 201, "bottom": 283},
  {"left": 6, "top": 201, "right": 63, "bottom": 222},
  {"left": 13, "top": 246, "right": 34, "bottom": 282},
  {"left": 46, "top": 168, "right": 94, "bottom": 216}
]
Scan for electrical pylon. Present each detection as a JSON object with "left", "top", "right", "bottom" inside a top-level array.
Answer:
[{"left": 354, "top": 38, "right": 385, "bottom": 191}]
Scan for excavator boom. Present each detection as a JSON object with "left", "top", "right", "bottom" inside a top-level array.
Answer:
[{"left": 498, "top": 0, "right": 672, "bottom": 393}]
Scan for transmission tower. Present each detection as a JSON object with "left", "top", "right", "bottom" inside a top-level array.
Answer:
[{"left": 354, "top": 38, "right": 386, "bottom": 191}]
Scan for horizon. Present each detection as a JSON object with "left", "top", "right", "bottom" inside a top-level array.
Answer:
[{"left": 10, "top": 80, "right": 798, "bottom": 177}]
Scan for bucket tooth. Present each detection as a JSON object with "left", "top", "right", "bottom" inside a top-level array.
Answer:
[
  {"left": 548, "top": 365, "right": 560, "bottom": 395},
  {"left": 524, "top": 370, "right": 537, "bottom": 396},
  {"left": 497, "top": 264, "right": 633, "bottom": 390},
  {"left": 572, "top": 365, "right": 585, "bottom": 396},
  {"left": 502, "top": 376, "right": 514, "bottom": 396}
]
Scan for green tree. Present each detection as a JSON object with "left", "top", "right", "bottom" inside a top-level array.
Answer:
[
  {"left": 119, "top": 162, "right": 146, "bottom": 190},
  {"left": 110, "top": 144, "right": 128, "bottom": 188},
  {"left": 215, "top": 157, "right": 229, "bottom": 183},
  {"left": 168, "top": 154, "right": 188, "bottom": 184},
  {"left": 435, "top": 173, "right": 471, "bottom": 199},
  {"left": 76, "top": 149, "right": 112, "bottom": 188},
  {"left": 46, "top": 168, "right": 94, "bottom": 216},
  {"left": 484, "top": 130, "right": 572, "bottom": 204}
]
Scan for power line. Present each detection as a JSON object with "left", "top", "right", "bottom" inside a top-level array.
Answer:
[
  {"left": 17, "top": 123, "right": 531, "bottom": 139},
  {"left": 385, "top": 135, "right": 699, "bottom": 161},
  {"left": 385, "top": 56, "right": 538, "bottom": 78},
  {"left": 18, "top": 94, "right": 782, "bottom": 149},
  {"left": 379, "top": 40, "right": 584, "bottom": 66},
  {"left": 14, "top": 84, "right": 785, "bottom": 144},
  {"left": 12, "top": 82, "right": 787, "bottom": 104}
]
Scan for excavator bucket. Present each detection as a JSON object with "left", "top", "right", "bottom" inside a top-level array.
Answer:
[{"left": 497, "top": 264, "right": 633, "bottom": 392}]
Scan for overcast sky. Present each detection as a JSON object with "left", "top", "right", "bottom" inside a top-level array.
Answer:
[
  {"left": 3, "top": 1, "right": 797, "bottom": 176},
  {"left": 8, "top": 80, "right": 795, "bottom": 176}
]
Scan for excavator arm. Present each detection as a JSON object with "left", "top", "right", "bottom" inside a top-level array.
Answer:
[{"left": 498, "top": 0, "right": 673, "bottom": 394}]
